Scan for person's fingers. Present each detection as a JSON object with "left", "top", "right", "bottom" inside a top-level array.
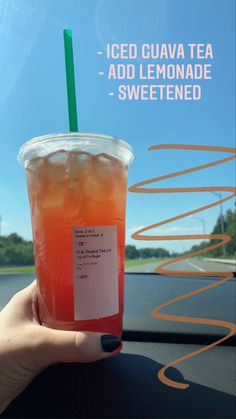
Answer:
[
  {"left": 10, "top": 280, "right": 37, "bottom": 307},
  {"left": 38, "top": 329, "right": 122, "bottom": 366},
  {"left": 14, "top": 280, "right": 37, "bottom": 298},
  {"left": 18, "top": 280, "right": 42, "bottom": 325}
]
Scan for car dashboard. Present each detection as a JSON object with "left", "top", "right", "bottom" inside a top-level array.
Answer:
[{"left": 1, "top": 273, "right": 235, "bottom": 419}]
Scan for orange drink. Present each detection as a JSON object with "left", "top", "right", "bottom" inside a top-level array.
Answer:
[{"left": 18, "top": 133, "right": 134, "bottom": 336}]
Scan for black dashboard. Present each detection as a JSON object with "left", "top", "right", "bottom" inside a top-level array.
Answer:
[{"left": 1, "top": 273, "right": 235, "bottom": 418}]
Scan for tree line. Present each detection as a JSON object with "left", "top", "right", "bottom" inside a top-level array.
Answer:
[
  {"left": 127, "top": 209, "right": 235, "bottom": 260},
  {"left": 0, "top": 234, "right": 34, "bottom": 266},
  {"left": 125, "top": 246, "right": 170, "bottom": 260},
  {"left": 188, "top": 208, "right": 236, "bottom": 258},
  {"left": 0, "top": 208, "right": 235, "bottom": 266},
  {"left": 0, "top": 234, "right": 172, "bottom": 266}
]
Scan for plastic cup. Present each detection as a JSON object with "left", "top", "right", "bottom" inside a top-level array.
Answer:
[{"left": 18, "top": 132, "right": 134, "bottom": 336}]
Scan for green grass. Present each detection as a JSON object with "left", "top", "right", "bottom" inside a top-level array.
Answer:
[
  {"left": 0, "top": 266, "right": 35, "bottom": 274},
  {"left": 125, "top": 258, "right": 165, "bottom": 268}
]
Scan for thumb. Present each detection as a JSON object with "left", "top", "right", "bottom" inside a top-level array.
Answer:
[{"left": 39, "top": 329, "right": 122, "bottom": 365}]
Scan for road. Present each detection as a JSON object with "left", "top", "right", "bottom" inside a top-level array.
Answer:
[
  {"left": 125, "top": 258, "right": 236, "bottom": 273},
  {"left": 0, "top": 274, "right": 35, "bottom": 310}
]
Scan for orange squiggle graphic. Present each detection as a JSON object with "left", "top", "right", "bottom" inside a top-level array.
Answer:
[{"left": 129, "top": 144, "right": 236, "bottom": 389}]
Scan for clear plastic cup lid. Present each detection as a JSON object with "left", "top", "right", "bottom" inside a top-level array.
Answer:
[{"left": 18, "top": 132, "right": 134, "bottom": 167}]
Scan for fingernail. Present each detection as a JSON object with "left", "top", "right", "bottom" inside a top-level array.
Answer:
[{"left": 101, "top": 334, "right": 121, "bottom": 352}]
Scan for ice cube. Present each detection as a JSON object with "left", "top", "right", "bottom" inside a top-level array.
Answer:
[
  {"left": 42, "top": 184, "right": 65, "bottom": 209},
  {"left": 68, "top": 179, "right": 80, "bottom": 190},
  {"left": 48, "top": 150, "right": 69, "bottom": 165},
  {"left": 74, "top": 152, "right": 93, "bottom": 175},
  {"left": 26, "top": 157, "right": 46, "bottom": 187},
  {"left": 75, "top": 152, "right": 92, "bottom": 167},
  {"left": 26, "top": 157, "right": 46, "bottom": 176},
  {"left": 94, "top": 153, "right": 118, "bottom": 178},
  {"left": 47, "top": 151, "right": 70, "bottom": 183},
  {"left": 26, "top": 157, "right": 47, "bottom": 196},
  {"left": 68, "top": 152, "right": 93, "bottom": 180},
  {"left": 84, "top": 174, "right": 112, "bottom": 202},
  {"left": 64, "top": 188, "right": 82, "bottom": 218}
]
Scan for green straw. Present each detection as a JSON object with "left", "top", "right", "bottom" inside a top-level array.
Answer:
[{"left": 63, "top": 29, "right": 78, "bottom": 131}]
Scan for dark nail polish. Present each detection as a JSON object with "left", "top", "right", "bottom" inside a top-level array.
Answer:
[{"left": 101, "top": 334, "right": 121, "bottom": 352}]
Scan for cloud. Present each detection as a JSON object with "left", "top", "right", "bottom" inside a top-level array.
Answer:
[{"left": 127, "top": 225, "right": 145, "bottom": 235}]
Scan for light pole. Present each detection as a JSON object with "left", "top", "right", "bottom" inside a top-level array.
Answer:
[
  {"left": 192, "top": 216, "right": 207, "bottom": 257},
  {"left": 210, "top": 192, "right": 226, "bottom": 258},
  {"left": 193, "top": 216, "right": 206, "bottom": 237}
]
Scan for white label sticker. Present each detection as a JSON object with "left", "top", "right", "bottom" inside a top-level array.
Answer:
[{"left": 72, "top": 226, "right": 119, "bottom": 320}]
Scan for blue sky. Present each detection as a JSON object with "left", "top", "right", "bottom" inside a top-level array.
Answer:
[{"left": 0, "top": 0, "right": 235, "bottom": 252}]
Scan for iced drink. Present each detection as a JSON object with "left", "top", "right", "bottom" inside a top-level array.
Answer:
[{"left": 18, "top": 133, "right": 133, "bottom": 336}]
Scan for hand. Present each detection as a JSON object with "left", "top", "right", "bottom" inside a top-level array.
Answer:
[{"left": 0, "top": 281, "right": 122, "bottom": 413}]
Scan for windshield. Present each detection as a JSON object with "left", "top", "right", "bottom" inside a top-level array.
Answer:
[
  {"left": 0, "top": 2, "right": 235, "bottom": 301},
  {"left": 125, "top": 145, "right": 236, "bottom": 274}
]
